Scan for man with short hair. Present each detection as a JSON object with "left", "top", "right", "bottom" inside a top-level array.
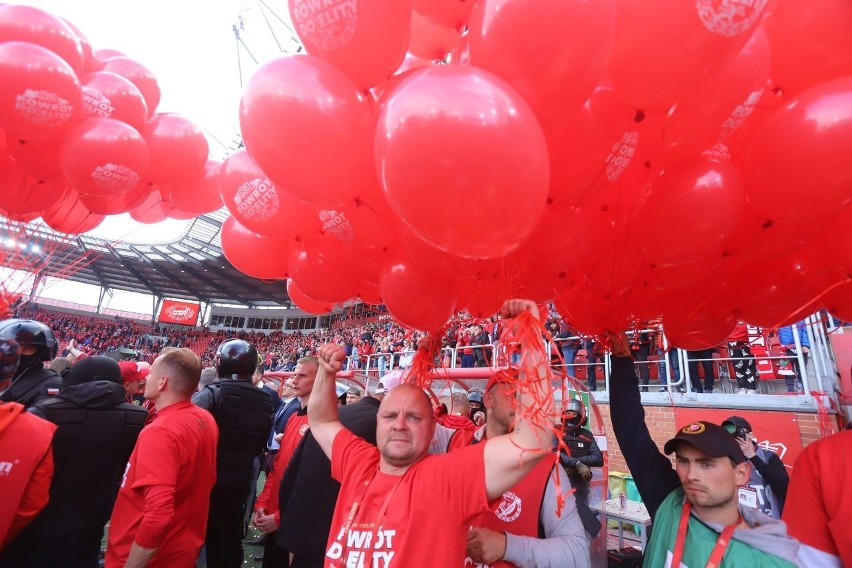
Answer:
[
  {"left": 721, "top": 415, "right": 789, "bottom": 519},
  {"left": 345, "top": 386, "right": 362, "bottom": 405},
  {"left": 608, "top": 332, "right": 800, "bottom": 566},
  {"left": 463, "top": 372, "right": 590, "bottom": 567},
  {"left": 106, "top": 348, "right": 218, "bottom": 568},
  {"left": 310, "top": 300, "right": 556, "bottom": 567}
]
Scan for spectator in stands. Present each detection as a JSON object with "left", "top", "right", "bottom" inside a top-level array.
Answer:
[
  {"left": 608, "top": 332, "right": 801, "bottom": 566},
  {"left": 582, "top": 338, "right": 604, "bottom": 392},
  {"left": 687, "top": 348, "right": 718, "bottom": 393},
  {"left": 308, "top": 299, "right": 556, "bottom": 567},
  {"left": 559, "top": 398, "right": 604, "bottom": 540},
  {"left": 119, "top": 361, "right": 144, "bottom": 404},
  {"left": 554, "top": 323, "right": 580, "bottom": 375},
  {"left": 0, "top": 319, "right": 60, "bottom": 407},
  {"left": 728, "top": 324, "right": 759, "bottom": 394},
  {"left": 777, "top": 323, "right": 809, "bottom": 394},
  {"left": 632, "top": 330, "right": 654, "bottom": 392},
  {"left": 463, "top": 371, "right": 591, "bottom": 567},
  {"left": 0, "top": 337, "right": 56, "bottom": 552},
  {"left": 721, "top": 416, "right": 789, "bottom": 519},
  {"left": 106, "top": 348, "right": 218, "bottom": 568},
  {"left": 193, "top": 340, "right": 273, "bottom": 568},
  {"left": 783, "top": 428, "right": 852, "bottom": 566},
  {"left": 1, "top": 356, "right": 147, "bottom": 567},
  {"left": 472, "top": 324, "right": 491, "bottom": 367}
]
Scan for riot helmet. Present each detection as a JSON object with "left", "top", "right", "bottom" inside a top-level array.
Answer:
[
  {"left": 215, "top": 339, "right": 258, "bottom": 381},
  {"left": 0, "top": 319, "right": 57, "bottom": 374},
  {"left": 0, "top": 336, "right": 20, "bottom": 384},
  {"left": 562, "top": 398, "right": 586, "bottom": 429}
]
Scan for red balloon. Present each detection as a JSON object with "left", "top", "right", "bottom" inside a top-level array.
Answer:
[
  {"left": 662, "top": 309, "right": 736, "bottom": 351},
  {"left": 6, "top": 134, "right": 64, "bottom": 180},
  {"left": 128, "top": 187, "right": 170, "bottom": 224},
  {"left": 143, "top": 113, "right": 208, "bottom": 185},
  {"left": 376, "top": 65, "right": 549, "bottom": 259},
  {"left": 0, "top": 164, "right": 65, "bottom": 216},
  {"left": 100, "top": 57, "right": 160, "bottom": 113},
  {"left": 721, "top": 212, "right": 814, "bottom": 262},
  {"left": 78, "top": 181, "right": 151, "bottom": 215},
  {"left": 288, "top": 244, "right": 359, "bottom": 303},
  {"left": 61, "top": 18, "right": 97, "bottom": 74},
  {"left": 802, "top": 204, "right": 852, "bottom": 279},
  {"left": 635, "top": 157, "right": 746, "bottom": 266},
  {"left": 409, "top": 9, "right": 462, "bottom": 60},
  {"left": 220, "top": 216, "right": 291, "bottom": 280},
  {"left": 765, "top": 0, "right": 852, "bottom": 98},
  {"left": 606, "top": 0, "right": 770, "bottom": 111},
  {"left": 60, "top": 118, "right": 149, "bottom": 197},
  {"left": 0, "top": 5, "right": 85, "bottom": 73},
  {"left": 42, "top": 186, "right": 104, "bottom": 234},
  {"left": 467, "top": 0, "right": 615, "bottom": 122},
  {"left": 286, "top": 279, "right": 335, "bottom": 315},
  {"left": 220, "top": 149, "right": 290, "bottom": 238},
  {"left": 0, "top": 42, "right": 83, "bottom": 142},
  {"left": 81, "top": 71, "right": 148, "bottom": 132},
  {"left": 379, "top": 256, "right": 459, "bottom": 330},
  {"left": 240, "top": 55, "right": 375, "bottom": 206},
  {"left": 412, "top": 0, "right": 473, "bottom": 30},
  {"left": 169, "top": 159, "right": 223, "bottom": 216},
  {"left": 743, "top": 76, "right": 852, "bottom": 223},
  {"left": 288, "top": 0, "right": 411, "bottom": 90},
  {"left": 822, "top": 280, "right": 852, "bottom": 323}
]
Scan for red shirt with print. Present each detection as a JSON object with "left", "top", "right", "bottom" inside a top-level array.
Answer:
[
  {"left": 106, "top": 401, "right": 218, "bottom": 568},
  {"left": 324, "top": 429, "right": 489, "bottom": 568}
]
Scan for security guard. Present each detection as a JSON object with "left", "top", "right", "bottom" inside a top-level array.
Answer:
[
  {"left": 0, "top": 319, "right": 60, "bottom": 407},
  {"left": 193, "top": 339, "right": 273, "bottom": 568},
  {"left": 559, "top": 398, "right": 604, "bottom": 538}
]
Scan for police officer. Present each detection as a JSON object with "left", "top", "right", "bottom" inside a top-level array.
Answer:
[
  {"left": 193, "top": 339, "right": 273, "bottom": 568},
  {"left": 0, "top": 319, "right": 60, "bottom": 407},
  {"left": 559, "top": 398, "right": 604, "bottom": 538},
  {"left": 0, "top": 356, "right": 147, "bottom": 568}
]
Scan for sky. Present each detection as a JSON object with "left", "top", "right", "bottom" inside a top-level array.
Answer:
[{"left": 6, "top": 0, "right": 301, "bottom": 316}]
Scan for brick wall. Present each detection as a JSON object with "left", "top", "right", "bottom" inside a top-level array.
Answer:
[{"left": 597, "top": 403, "right": 838, "bottom": 475}]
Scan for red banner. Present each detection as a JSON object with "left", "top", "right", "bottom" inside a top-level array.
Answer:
[
  {"left": 158, "top": 300, "right": 199, "bottom": 325},
  {"left": 673, "top": 408, "right": 803, "bottom": 469}
]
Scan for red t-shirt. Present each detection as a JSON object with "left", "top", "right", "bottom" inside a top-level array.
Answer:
[
  {"left": 106, "top": 401, "right": 218, "bottom": 568},
  {"left": 256, "top": 409, "right": 309, "bottom": 519},
  {"left": 325, "top": 429, "right": 489, "bottom": 568}
]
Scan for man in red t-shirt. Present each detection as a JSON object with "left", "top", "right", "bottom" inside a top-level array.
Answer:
[
  {"left": 106, "top": 348, "right": 218, "bottom": 568},
  {"left": 310, "top": 300, "right": 556, "bottom": 568}
]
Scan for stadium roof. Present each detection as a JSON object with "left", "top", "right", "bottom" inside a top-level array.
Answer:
[{"left": 2, "top": 210, "right": 289, "bottom": 307}]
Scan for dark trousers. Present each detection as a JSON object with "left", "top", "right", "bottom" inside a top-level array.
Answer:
[
  {"left": 206, "top": 486, "right": 248, "bottom": 568},
  {"left": 586, "top": 355, "right": 602, "bottom": 391},
  {"left": 635, "top": 344, "right": 651, "bottom": 390},
  {"left": 687, "top": 349, "right": 716, "bottom": 393},
  {"left": 262, "top": 532, "right": 289, "bottom": 568}
]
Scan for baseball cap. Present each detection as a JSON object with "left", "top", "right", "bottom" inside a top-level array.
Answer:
[
  {"left": 485, "top": 368, "right": 518, "bottom": 392},
  {"left": 663, "top": 421, "right": 747, "bottom": 464},
  {"left": 721, "top": 416, "right": 752, "bottom": 433},
  {"left": 376, "top": 370, "right": 404, "bottom": 394},
  {"left": 119, "top": 361, "right": 140, "bottom": 384}
]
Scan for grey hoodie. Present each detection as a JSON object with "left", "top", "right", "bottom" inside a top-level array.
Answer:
[{"left": 700, "top": 501, "right": 800, "bottom": 564}]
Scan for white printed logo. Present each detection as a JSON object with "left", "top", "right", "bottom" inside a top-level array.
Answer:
[
  {"left": 701, "top": 142, "right": 731, "bottom": 162},
  {"left": 720, "top": 88, "right": 763, "bottom": 140},
  {"left": 326, "top": 526, "right": 396, "bottom": 567},
  {"left": 319, "top": 209, "right": 355, "bottom": 242},
  {"left": 291, "top": 0, "right": 358, "bottom": 51},
  {"left": 163, "top": 305, "right": 197, "bottom": 323},
  {"left": 82, "top": 86, "right": 115, "bottom": 118},
  {"left": 495, "top": 491, "right": 522, "bottom": 523},
  {"left": 0, "top": 460, "right": 16, "bottom": 476},
  {"left": 695, "top": 0, "right": 770, "bottom": 37},
  {"left": 605, "top": 131, "right": 639, "bottom": 182},
  {"left": 92, "top": 163, "right": 141, "bottom": 193},
  {"left": 14, "top": 89, "right": 74, "bottom": 127},
  {"left": 234, "top": 178, "right": 279, "bottom": 222}
]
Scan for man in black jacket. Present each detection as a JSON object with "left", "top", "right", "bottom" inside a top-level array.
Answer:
[
  {"left": 0, "top": 319, "right": 60, "bottom": 407},
  {"left": 193, "top": 339, "right": 273, "bottom": 568},
  {"left": 559, "top": 398, "right": 604, "bottom": 538},
  {"left": 275, "top": 394, "right": 381, "bottom": 568},
  {"left": 0, "top": 356, "right": 147, "bottom": 568}
]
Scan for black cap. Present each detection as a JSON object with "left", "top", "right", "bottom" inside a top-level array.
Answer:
[
  {"left": 721, "top": 416, "right": 752, "bottom": 433},
  {"left": 62, "top": 356, "right": 122, "bottom": 389},
  {"left": 664, "top": 421, "right": 747, "bottom": 464}
]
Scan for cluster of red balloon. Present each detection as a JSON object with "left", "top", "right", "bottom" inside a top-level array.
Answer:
[
  {"left": 0, "top": 4, "right": 220, "bottom": 234},
  {"left": 229, "top": 0, "right": 852, "bottom": 340}
]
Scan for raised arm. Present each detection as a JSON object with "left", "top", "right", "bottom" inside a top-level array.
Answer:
[
  {"left": 308, "top": 344, "right": 346, "bottom": 461},
  {"left": 484, "top": 300, "right": 555, "bottom": 501}
]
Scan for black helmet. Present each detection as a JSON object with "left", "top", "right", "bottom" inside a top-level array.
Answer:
[
  {"left": 61, "top": 356, "right": 122, "bottom": 389},
  {"left": 0, "top": 319, "right": 57, "bottom": 364},
  {"left": 563, "top": 398, "right": 586, "bottom": 429},
  {"left": 215, "top": 339, "right": 257, "bottom": 381},
  {"left": 0, "top": 336, "right": 20, "bottom": 384}
]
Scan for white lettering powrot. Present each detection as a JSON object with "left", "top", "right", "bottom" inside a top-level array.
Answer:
[
  {"left": 92, "top": 163, "right": 141, "bottom": 193},
  {"left": 701, "top": 142, "right": 731, "bottom": 162},
  {"left": 605, "top": 131, "right": 639, "bottom": 182},
  {"left": 82, "top": 86, "right": 115, "bottom": 118},
  {"left": 719, "top": 87, "right": 763, "bottom": 140},
  {"left": 14, "top": 89, "right": 74, "bottom": 127},
  {"left": 319, "top": 209, "right": 355, "bottom": 242},
  {"left": 695, "top": 0, "right": 770, "bottom": 37},
  {"left": 327, "top": 527, "right": 397, "bottom": 567},
  {"left": 234, "top": 178, "right": 279, "bottom": 222},
  {"left": 292, "top": 0, "right": 358, "bottom": 50}
]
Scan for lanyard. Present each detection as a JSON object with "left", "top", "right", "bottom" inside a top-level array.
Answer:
[
  {"left": 670, "top": 502, "right": 739, "bottom": 568},
  {"left": 339, "top": 469, "right": 406, "bottom": 558}
]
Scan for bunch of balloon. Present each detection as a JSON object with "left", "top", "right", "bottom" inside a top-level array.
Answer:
[{"left": 0, "top": 4, "right": 222, "bottom": 233}]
